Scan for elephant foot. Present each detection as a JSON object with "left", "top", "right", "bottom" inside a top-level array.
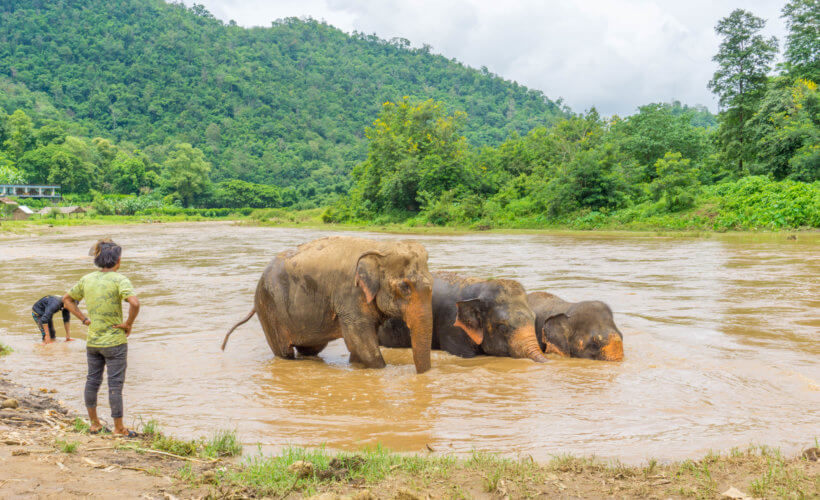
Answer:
[
  {"left": 348, "top": 352, "right": 387, "bottom": 369},
  {"left": 273, "top": 344, "right": 295, "bottom": 359}
]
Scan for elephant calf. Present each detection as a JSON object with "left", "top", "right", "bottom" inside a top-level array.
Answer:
[
  {"left": 223, "top": 236, "right": 434, "bottom": 373},
  {"left": 379, "top": 272, "right": 547, "bottom": 362},
  {"left": 527, "top": 292, "right": 624, "bottom": 361}
]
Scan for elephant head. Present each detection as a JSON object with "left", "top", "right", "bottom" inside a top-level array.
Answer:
[
  {"left": 354, "top": 241, "right": 434, "bottom": 373},
  {"left": 452, "top": 280, "right": 546, "bottom": 362},
  {"left": 539, "top": 301, "right": 624, "bottom": 361}
]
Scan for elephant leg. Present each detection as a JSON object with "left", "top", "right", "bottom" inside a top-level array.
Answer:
[
  {"left": 255, "top": 291, "right": 294, "bottom": 359},
  {"left": 342, "top": 320, "right": 386, "bottom": 369},
  {"left": 295, "top": 343, "right": 329, "bottom": 357},
  {"left": 377, "top": 318, "right": 412, "bottom": 348}
]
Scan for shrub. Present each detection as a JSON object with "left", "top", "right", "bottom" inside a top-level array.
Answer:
[
  {"left": 706, "top": 176, "right": 820, "bottom": 229},
  {"left": 209, "top": 180, "right": 282, "bottom": 208},
  {"left": 649, "top": 152, "right": 700, "bottom": 212}
]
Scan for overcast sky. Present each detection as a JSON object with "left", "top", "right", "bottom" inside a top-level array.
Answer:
[{"left": 181, "top": 0, "right": 788, "bottom": 116}]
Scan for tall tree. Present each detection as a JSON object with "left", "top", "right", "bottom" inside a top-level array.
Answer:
[
  {"left": 613, "top": 103, "right": 712, "bottom": 181},
  {"left": 750, "top": 78, "right": 819, "bottom": 181},
  {"left": 161, "top": 143, "right": 211, "bottom": 207},
  {"left": 349, "top": 98, "right": 472, "bottom": 214},
  {"left": 708, "top": 9, "right": 778, "bottom": 173},
  {"left": 0, "top": 152, "right": 23, "bottom": 184},
  {"left": 3, "top": 110, "right": 35, "bottom": 161},
  {"left": 781, "top": 0, "right": 820, "bottom": 81}
]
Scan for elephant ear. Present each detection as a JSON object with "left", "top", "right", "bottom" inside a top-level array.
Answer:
[
  {"left": 354, "top": 251, "right": 384, "bottom": 304},
  {"left": 543, "top": 314, "right": 571, "bottom": 357},
  {"left": 454, "top": 298, "right": 484, "bottom": 345}
]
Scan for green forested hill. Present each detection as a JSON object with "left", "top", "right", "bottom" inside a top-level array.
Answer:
[{"left": 0, "top": 0, "right": 564, "bottom": 196}]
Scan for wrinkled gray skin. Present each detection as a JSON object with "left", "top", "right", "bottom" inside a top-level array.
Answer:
[
  {"left": 527, "top": 292, "right": 624, "bottom": 361},
  {"left": 378, "top": 272, "right": 547, "bottom": 362},
  {"left": 222, "top": 236, "right": 434, "bottom": 373}
]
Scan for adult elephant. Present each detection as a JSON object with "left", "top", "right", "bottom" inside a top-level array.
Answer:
[
  {"left": 527, "top": 292, "right": 624, "bottom": 361},
  {"left": 222, "top": 236, "right": 434, "bottom": 373},
  {"left": 379, "top": 273, "right": 547, "bottom": 362}
]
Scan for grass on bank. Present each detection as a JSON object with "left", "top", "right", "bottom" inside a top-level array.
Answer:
[
  {"left": 202, "top": 429, "right": 244, "bottom": 458},
  {"left": 132, "top": 419, "right": 242, "bottom": 459},
  {"left": 59, "top": 417, "right": 816, "bottom": 498},
  {"left": 64, "top": 417, "right": 242, "bottom": 459},
  {"left": 0, "top": 342, "right": 12, "bottom": 356},
  {"left": 71, "top": 417, "right": 90, "bottom": 434},
  {"left": 55, "top": 439, "right": 79, "bottom": 453},
  {"left": 216, "top": 445, "right": 457, "bottom": 496},
  {"left": 178, "top": 443, "right": 818, "bottom": 499}
]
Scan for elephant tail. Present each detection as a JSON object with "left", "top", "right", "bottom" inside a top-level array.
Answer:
[{"left": 221, "top": 308, "right": 256, "bottom": 351}]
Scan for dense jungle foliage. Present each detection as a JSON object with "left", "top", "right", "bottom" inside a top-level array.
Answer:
[
  {"left": 0, "top": 0, "right": 817, "bottom": 230},
  {"left": 0, "top": 0, "right": 563, "bottom": 206},
  {"left": 325, "top": 2, "right": 819, "bottom": 229}
]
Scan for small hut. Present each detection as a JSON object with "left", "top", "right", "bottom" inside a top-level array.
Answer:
[
  {"left": 58, "top": 206, "right": 86, "bottom": 216},
  {"left": 1, "top": 198, "right": 20, "bottom": 219},
  {"left": 12, "top": 205, "right": 34, "bottom": 220},
  {"left": 38, "top": 206, "right": 86, "bottom": 218}
]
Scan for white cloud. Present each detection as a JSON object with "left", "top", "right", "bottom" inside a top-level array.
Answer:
[{"left": 182, "top": 0, "right": 788, "bottom": 115}]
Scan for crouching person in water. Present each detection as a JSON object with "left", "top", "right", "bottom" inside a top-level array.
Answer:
[
  {"left": 32, "top": 295, "right": 73, "bottom": 343},
  {"left": 63, "top": 239, "right": 141, "bottom": 437}
]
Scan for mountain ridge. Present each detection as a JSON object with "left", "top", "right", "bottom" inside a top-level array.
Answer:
[{"left": 0, "top": 0, "right": 566, "bottom": 196}]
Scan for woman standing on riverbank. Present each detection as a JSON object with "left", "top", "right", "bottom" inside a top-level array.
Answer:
[{"left": 62, "top": 239, "right": 141, "bottom": 438}]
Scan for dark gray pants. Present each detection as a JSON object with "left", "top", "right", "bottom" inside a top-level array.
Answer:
[{"left": 85, "top": 344, "right": 127, "bottom": 419}]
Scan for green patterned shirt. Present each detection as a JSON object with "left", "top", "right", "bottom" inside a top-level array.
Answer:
[{"left": 68, "top": 271, "right": 135, "bottom": 348}]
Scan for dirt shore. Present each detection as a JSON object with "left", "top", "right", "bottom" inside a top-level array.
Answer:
[
  {"left": 0, "top": 373, "right": 216, "bottom": 499},
  {"left": 1, "top": 368, "right": 817, "bottom": 499}
]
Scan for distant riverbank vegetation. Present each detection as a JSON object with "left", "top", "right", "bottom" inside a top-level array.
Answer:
[{"left": 0, "top": 1, "right": 817, "bottom": 231}]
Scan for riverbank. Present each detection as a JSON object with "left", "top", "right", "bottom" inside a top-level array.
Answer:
[
  {"left": 1, "top": 372, "right": 817, "bottom": 499},
  {"left": 3, "top": 175, "right": 820, "bottom": 235},
  {"left": 1, "top": 212, "right": 816, "bottom": 240}
]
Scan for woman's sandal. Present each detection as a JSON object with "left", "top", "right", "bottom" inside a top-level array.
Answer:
[
  {"left": 115, "top": 429, "right": 140, "bottom": 439},
  {"left": 90, "top": 426, "right": 111, "bottom": 435}
]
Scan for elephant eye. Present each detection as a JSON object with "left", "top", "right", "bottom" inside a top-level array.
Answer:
[{"left": 396, "top": 280, "right": 412, "bottom": 297}]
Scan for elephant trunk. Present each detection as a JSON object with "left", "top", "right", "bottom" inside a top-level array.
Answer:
[
  {"left": 600, "top": 334, "right": 624, "bottom": 361},
  {"left": 510, "top": 325, "right": 549, "bottom": 363},
  {"left": 403, "top": 293, "right": 433, "bottom": 374}
]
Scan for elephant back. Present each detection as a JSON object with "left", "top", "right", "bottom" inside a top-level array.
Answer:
[
  {"left": 282, "top": 236, "right": 430, "bottom": 283},
  {"left": 527, "top": 292, "right": 571, "bottom": 325}
]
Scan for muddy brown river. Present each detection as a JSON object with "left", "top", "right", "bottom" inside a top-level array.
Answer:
[{"left": 1, "top": 223, "right": 817, "bottom": 463}]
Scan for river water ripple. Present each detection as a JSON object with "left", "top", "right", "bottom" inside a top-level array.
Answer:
[{"left": 1, "top": 223, "right": 817, "bottom": 463}]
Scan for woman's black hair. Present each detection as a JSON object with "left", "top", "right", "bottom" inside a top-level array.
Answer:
[{"left": 93, "top": 241, "right": 122, "bottom": 269}]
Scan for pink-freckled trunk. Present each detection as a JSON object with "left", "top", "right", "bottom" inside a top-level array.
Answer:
[
  {"left": 510, "top": 326, "right": 549, "bottom": 363},
  {"left": 403, "top": 293, "right": 433, "bottom": 373}
]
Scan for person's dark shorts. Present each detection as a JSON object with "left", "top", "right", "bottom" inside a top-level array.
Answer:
[{"left": 32, "top": 311, "right": 55, "bottom": 340}]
